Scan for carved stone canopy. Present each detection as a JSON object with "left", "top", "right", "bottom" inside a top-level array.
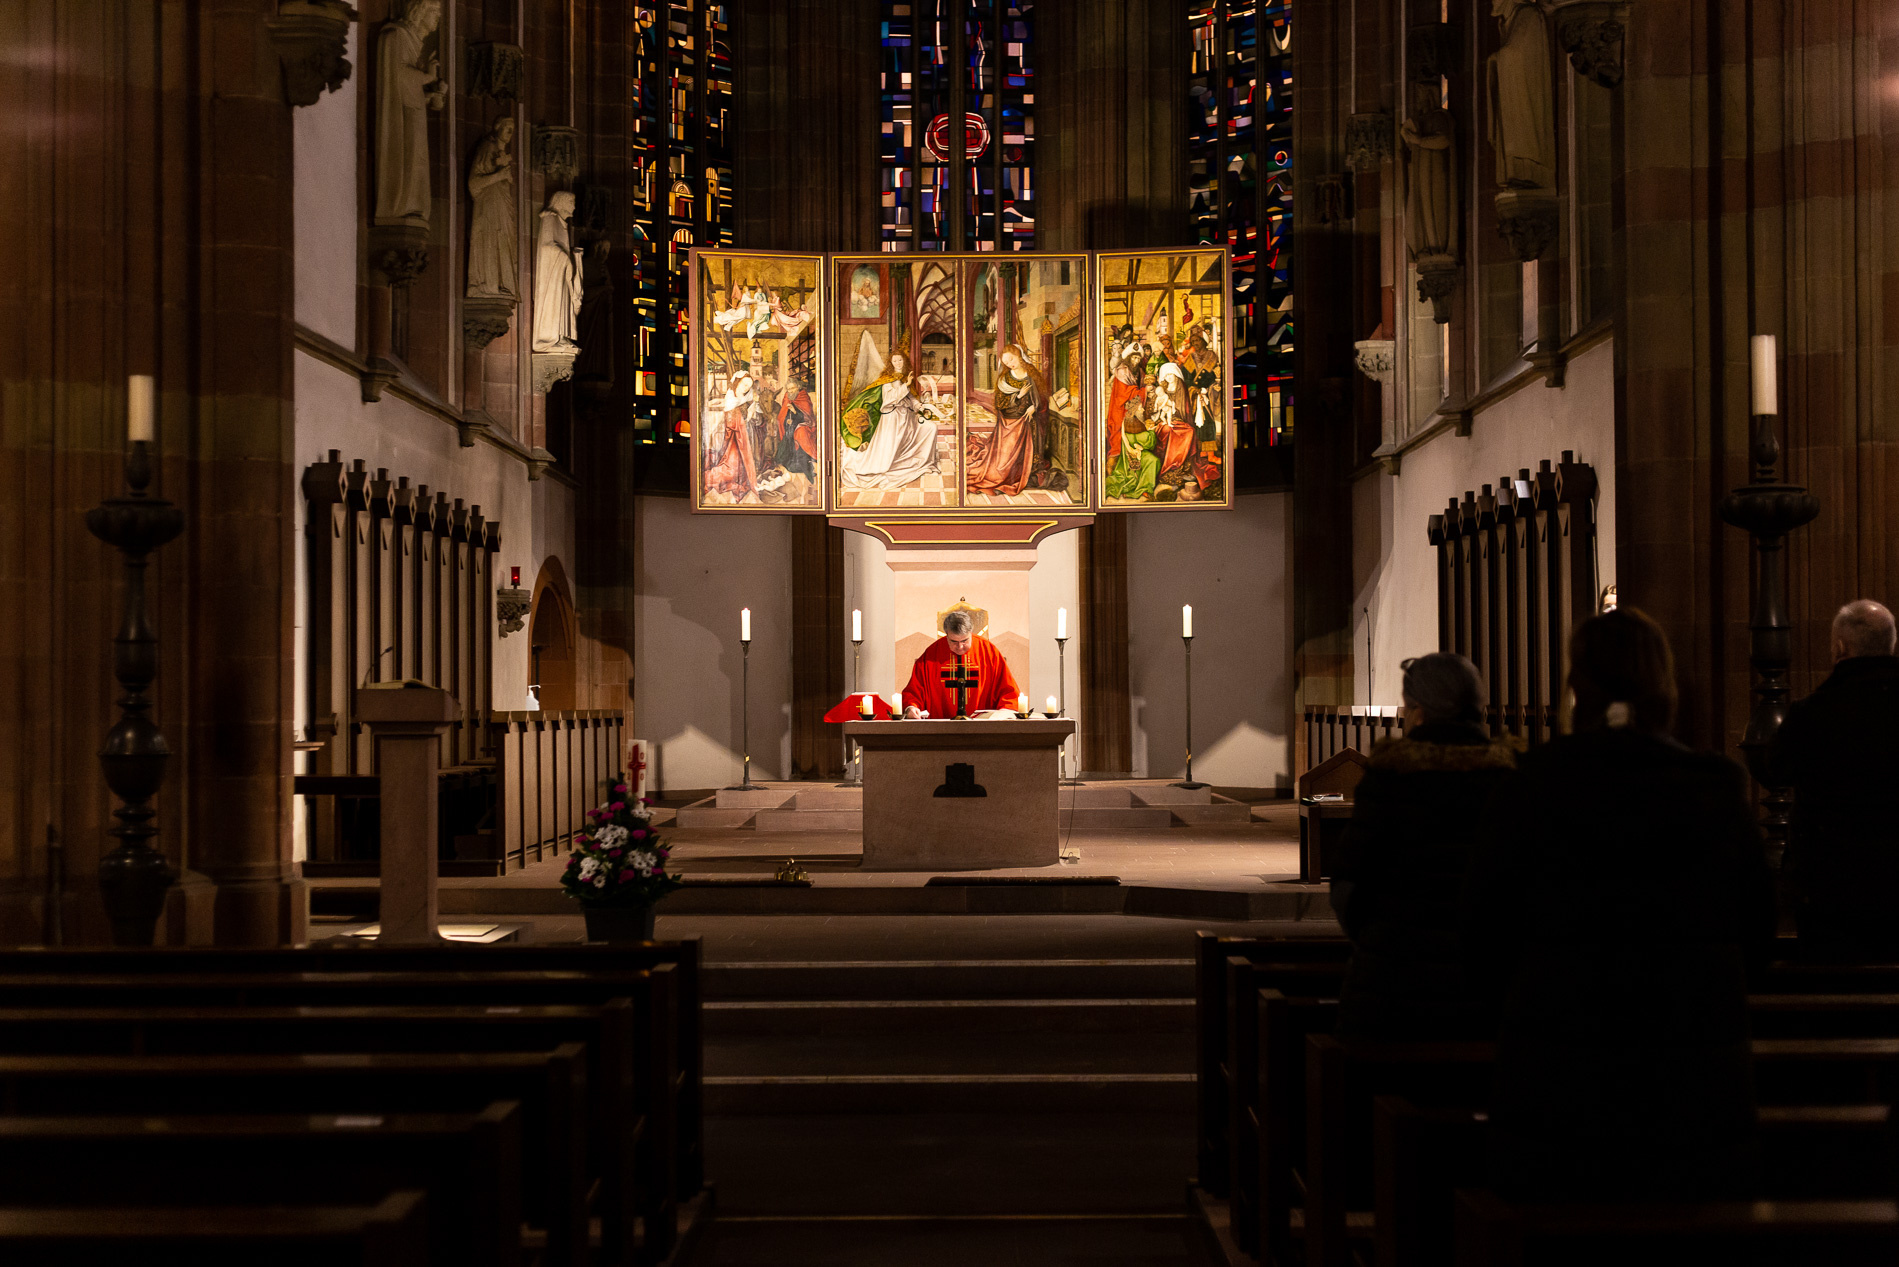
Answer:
[
  {"left": 1495, "top": 187, "right": 1560, "bottom": 262},
  {"left": 1414, "top": 252, "right": 1459, "bottom": 325},
  {"left": 1353, "top": 339, "right": 1396, "bottom": 387},
  {"left": 465, "top": 41, "right": 526, "bottom": 101},
  {"left": 1407, "top": 22, "right": 1460, "bottom": 83},
  {"left": 533, "top": 125, "right": 582, "bottom": 187},
  {"left": 1551, "top": 1, "right": 1628, "bottom": 89},
  {"left": 369, "top": 222, "right": 431, "bottom": 287},
  {"left": 267, "top": 0, "right": 357, "bottom": 107},
  {"left": 496, "top": 585, "right": 531, "bottom": 636},
  {"left": 462, "top": 296, "right": 515, "bottom": 351},
  {"left": 1345, "top": 113, "right": 1394, "bottom": 173}
]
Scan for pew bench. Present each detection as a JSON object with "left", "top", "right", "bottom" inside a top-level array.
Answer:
[{"left": 0, "top": 1191, "right": 431, "bottom": 1267}]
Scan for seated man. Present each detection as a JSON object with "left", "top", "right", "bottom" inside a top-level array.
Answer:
[
  {"left": 1768, "top": 599, "right": 1899, "bottom": 959},
  {"left": 901, "top": 610, "right": 1021, "bottom": 718}
]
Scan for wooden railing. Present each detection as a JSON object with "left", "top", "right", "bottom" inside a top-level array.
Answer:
[
  {"left": 1301, "top": 703, "right": 1563, "bottom": 776},
  {"left": 488, "top": 710, "right": 627, "bottom": 871}
]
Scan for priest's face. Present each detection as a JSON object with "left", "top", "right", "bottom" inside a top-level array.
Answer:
[{"left": 946, "top": 628, "right": 973, "bottom": 656}]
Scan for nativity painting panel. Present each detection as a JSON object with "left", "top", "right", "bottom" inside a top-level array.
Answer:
[
  {"left": 961, "top": 255, "right": 1090, "bottom": 508},
  {"left": 690, "top": 250, "right": 825, "bottom": 511},
  {"left": 1095, "top": 249, "right": 1233, "bottom": 510},
  {"left": 831, "top": 256, "right": 963, "bottom": 510}
]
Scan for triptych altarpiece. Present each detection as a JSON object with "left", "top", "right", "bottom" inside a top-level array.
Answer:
[{"left": 689, "top": 248, "right": 1234, "bottom": 516}]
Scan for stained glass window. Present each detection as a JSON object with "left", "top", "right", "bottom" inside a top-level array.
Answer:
[
  {"left": 632, "top": 2, "right": 733, "bottom": 442},
  {"left": 1189, "top": 0, "right": 1291, "bottom": 452},
  {"left": 881, "top": 2, "right": 1035, "bottom": 253}
]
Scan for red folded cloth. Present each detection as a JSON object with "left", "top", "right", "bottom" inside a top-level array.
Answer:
[{"left": 823, "top": 692, "right": 895, "bottom": 723}]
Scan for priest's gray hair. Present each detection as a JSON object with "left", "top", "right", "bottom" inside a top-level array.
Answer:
[
  {"left": 1400, "top": 652, "right": 1485, "bottom": 726},
  {"left": 1834, "top": 600, "right": 1897, "bottom": 658},
  {"left": 943, "top": 610, "right": 974, "bottom": 636}
]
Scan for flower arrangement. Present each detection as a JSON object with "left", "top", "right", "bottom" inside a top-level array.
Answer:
[{"left": 559, "top": 774, "right": 683, "bottom": 908}]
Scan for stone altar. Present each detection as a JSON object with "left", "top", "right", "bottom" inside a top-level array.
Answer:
[{"left": 844, "top": 718, "right": 1077, "bottom": 870}]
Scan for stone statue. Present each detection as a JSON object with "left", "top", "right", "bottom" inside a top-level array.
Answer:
[
  {"left": 373, "top": 0, "right": 447, "bottom": 226},
  {"left": 531, "top": 191, "right": 584, "bottom": 353},
  {"left": 465, "top": 119, "right": 518, "bottom": 300},
  {"left": 1401, "top": 98, "right": 1458, "bottom": 262},
  {"left": 1487, "top": 0, "right": 1556, "bottom": 189}
]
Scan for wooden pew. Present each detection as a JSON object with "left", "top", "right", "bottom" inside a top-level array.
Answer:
[
  {"left": 1375, "top": 1099, "right": 1898, "bottom": 1267},
  {"left": 0, "top": 941, "right": 706, "bottom": 1200},
  {"left": 1452, "top": 1188, "right": 1899, "bottom": 1266},
  {"left": 0, "top": 1106, "right": 520, "bottom": 1267},
  {"left": 0, "top": 1003, "right": 642, "bottom": 1266},
  {"left": 1258, "top": 989, "right": 1340, "bottom": 1267},
  {"left": 0, "top": 1190, "right": 431, "bottom": 1267},
  {"left": 0, "top": 1047, "right": 588, "bottom": 1267}
]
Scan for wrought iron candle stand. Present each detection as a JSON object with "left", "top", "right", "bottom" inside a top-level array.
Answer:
[
  {"left": 1056, "top": 635, "right": 1081, "bottom": 785},
  {"left": 1172, "top": 634, "right": 1208, "bottom": 790},
  {"left": 85, "top": 439, "right": 185, "bottom": 945},
  {"left": 1718, "top": 411, "right": 1820, "bottom": 866},
  {"left": 838, "top": 636, "right": 864, "bottom": 788},
  {"left": 727, "top": 636, "right": 764, "bottom": 791}
]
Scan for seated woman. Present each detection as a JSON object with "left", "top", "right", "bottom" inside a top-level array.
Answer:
[
  {"left": 1333, "top": 653, "right": 1516, "bottom": 1039},
  {"left": 1104, "top": 399, "right": 1158, "bottom": 502},
  {"left": 1464, "top": 608, "right": 1776, "bottom": 1201}
]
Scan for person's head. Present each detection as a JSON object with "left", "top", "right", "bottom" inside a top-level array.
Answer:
[
  {"left": 1832, "top": 600, "right": 1896, "bottom": 662},
  {"left": 1000, "top": 347, "right": 1023, "bottom": 373},
  {"left": 1566, "top": 607, "right": 1677, "bottom": 734},
  {"left": 550, "top": 189, "right": 575, "bottom": 217},
  {"left": 943, "top": 610, "right": 975, "bottom": 655},
  {"left": 494, "top": 117, "right": 515, "bottom": 146},
  {"left": 889, "top": 351, "right": 909, "bottom": 378},
  {"left": 401, "top": 0, "right": 443, "bottom": 33},
  {"left": 1399, "top": 652, "right": 1485, "bottom": 728}
]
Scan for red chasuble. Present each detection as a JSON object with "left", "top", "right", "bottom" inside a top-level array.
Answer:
[{"left": 901, "top": 635, "right": 1022, "bottom": 717}]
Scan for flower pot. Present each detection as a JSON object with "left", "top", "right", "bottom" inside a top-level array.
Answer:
[{"left": 583, "top": 903, "right": 656, "bottom": 943}]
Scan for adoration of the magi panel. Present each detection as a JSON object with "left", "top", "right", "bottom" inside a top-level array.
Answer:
[
  {"left": 1097, "top": 249, "right": 1233, "bottom": 509},
  {"left": 692, "top": 251, "right": 825, "bottom": 510}
]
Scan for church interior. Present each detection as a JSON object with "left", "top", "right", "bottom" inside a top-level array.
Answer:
[{"left": 6, "top": 0, "right": 1899, "bottom": 1262}]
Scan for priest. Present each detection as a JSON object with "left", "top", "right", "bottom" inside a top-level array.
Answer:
[{"left": 902, "top": 610, "right": 1022, "bottom": 718}]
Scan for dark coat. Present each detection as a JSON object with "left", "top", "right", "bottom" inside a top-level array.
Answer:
[
  {"left": 1463, "top": 730, "right": 1776, "bottom": 1201},
  {"left": 1766, "top": 654, "right": 1899, "bottom": 957},
  {"left": 1332, "top": 721, "right": 1518, "bottom": 1039}
]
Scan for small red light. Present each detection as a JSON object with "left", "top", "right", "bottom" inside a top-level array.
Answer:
[{"left": 511, "top": 567, "right": 521, "bottom": 586}]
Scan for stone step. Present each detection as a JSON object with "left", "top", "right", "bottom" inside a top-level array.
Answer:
[
  {"left": 704, "top": 996, "right": 1192, "bottom": 1036},
  {"left": 674, "top": 799, "right": 756, "bottom": 830},
  {"left": 790, "top": 787, "right": 864, "bottom": 811},
  {"left": 714, "top": 787, "right": 795, "bottom": 810},
  {"left": 1129, "top": 784, "right": 1217, "bottom": 806},
  {"left": 1066, "top": 785, "right": 1134, "bottom": 808},
  {"left": 703, "top": 958, "right": 1196, "bottom": 1002},
  {"left": 750, "top": 809, "right": 864, "bottom": 832},
  {"left": 1059, "top": 807, "right": 1176, "bottom": 831},
  {"left": 705, "top": 1028, "right": 1192, "bottom": 1079},
  {"left": 1167, "top": 802, "right": 1254, "bottom": 827},
  {"left": 703, "top": 1071, "right": 1196, "bottom": 1115}
]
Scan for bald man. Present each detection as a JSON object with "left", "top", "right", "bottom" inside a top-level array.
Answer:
[{"left": 1768, "top": 600, "right": 1899, "bottom": 959}]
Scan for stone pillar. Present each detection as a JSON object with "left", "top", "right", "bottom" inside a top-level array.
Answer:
[
  {"left": 356, "top": 686, "right": 458, "bottom": 944},
  {"left": 0, "top": 0, "right": 305, "bottom": 944}
]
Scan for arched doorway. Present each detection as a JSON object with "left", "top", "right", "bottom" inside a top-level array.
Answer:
[{"left": 529, "top": 560, "right": 578, "bottom": 712}]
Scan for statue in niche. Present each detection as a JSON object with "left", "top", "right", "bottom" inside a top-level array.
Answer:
[
  {"left": 531, "top": 190, "right": 584, "bottom": 353},
  {"left": 1401, "top": 95, "right": 1459, "bottom": 263},
  {"left": 373, "top": 0, "right": 447, "bottom": 226},
  {"left": 465, "top": 119, "right": 518, "bottom": 300},
  {"left": 1487, "top": 0, "right": 1556, "bottom": 190}
]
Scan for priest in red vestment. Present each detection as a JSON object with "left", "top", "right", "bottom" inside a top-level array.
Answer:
[{"left": 901, "top": 610, "right": 1022, "bottom": 718}]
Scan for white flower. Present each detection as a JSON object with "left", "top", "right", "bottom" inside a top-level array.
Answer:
[
  {"left": 577, "top": 856, "right": 600, "bottom": 881},
  {"left": 629, "top": 849, "right": 658, "bottom": 876},
  {"left": 594, "top": 824, "right": 629, "bottom": 849},
  {"left": 593, "top": 874, "right": 606, "bottom": 888}
]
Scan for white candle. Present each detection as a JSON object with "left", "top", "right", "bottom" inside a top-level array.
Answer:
[
  {"left": 1046, "top": 694, "right": 1059, "bottom": 713},
  {"left": 1182, "top": 605, "right": 1194, "bottom": 639},
  {"left": 1057, "top": 607, "right": 1068, "bottom": 640},
  {"left": 741, "top": 607, "right": 751, "bottom": 641},
  {"left": 890, "top": 692, "right": 903, "bottom": 714},
  {"left": 1017, "top": 692, "right": 1028, "bottom": 712},
  {"left": 1751, "top": 334, "right": 1777, "bottom": 416},
  {"left": 858, "top": 693, "right": 873, "bottom": 717},
  {"left": 127, "top": 375, "right": 154, "bottom": 443},
  {"left": 852, "top": 609, "right": 862, "bottom": 642}
]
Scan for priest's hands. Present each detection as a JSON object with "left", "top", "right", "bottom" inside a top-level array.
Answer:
[{"left": 904, "top": 705, "right": 929, "bottom": 719}]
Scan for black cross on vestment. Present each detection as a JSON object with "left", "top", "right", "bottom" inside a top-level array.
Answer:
[{"left": 940, "top": 655, "right": 981, "bottom": 719}]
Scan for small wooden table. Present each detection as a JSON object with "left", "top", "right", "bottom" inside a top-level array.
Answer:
[
  {"left": 1298, "top": 799, "right": 1353, "bottom": 883},
  {"left": 844, "top": 718, "right": 1077, "bottom": 870}
]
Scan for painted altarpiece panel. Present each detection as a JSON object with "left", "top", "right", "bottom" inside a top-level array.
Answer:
[
  {"left": 961, "top": 255, "right": 1089, "bottom": 509},
  {"left": 1095, "top": 249, "right": 1235, "bottom": 510},
  {"left": 689, "top": 250, "right": 827, "bottom": 511}
]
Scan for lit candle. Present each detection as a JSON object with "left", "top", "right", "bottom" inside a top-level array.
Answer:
[
  {"left": 859, "top": 693, "right": 873, "bottom": 717},
  {"left": 890, "top": 692, "right": 903, "bottom": 715},
  {"left": 1057, "top": 607, "right": 1068, "bottom": 640},
  {"left": 510, "top": 566, "right": 521, "bottom": 586},
  {"left": 127, "top": 374, "right": 154, "bottom": 443},
  {"left": 1750, "top": 334, "right": 1777, "bottom": 416},
  {"left": 1045, "top": 694, "right": 1059, "bottom": 714},
  {"left": 741, "top": 607, "right": 751, "bottom": 641},
  {"left": 1017, "top": 691, "right": 1029, "bottom": 713},
  {"left": 1182, "top": 605, "right": 1194, "bottom": 638}
]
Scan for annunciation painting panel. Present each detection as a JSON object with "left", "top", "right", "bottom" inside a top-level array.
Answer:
[
  {"left": 690, "top": 250, "right": 826, "bottom": 511},
  {"left": 961, "top": 255, "right": 1089, "bottom": 508},
  {"left": 1095, "top": 249, "right": 1233, "bottom": 509},
  {"left": 832, "top": 256, "right": 964, "bottom": 510}
]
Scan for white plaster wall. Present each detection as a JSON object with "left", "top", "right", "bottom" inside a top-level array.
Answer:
[
  {"left": 292, "top": 24, "right": 359, "bottom": 348},
  {"left": 633, "top": 498, "right": 794, "bottom": 792},
  {"left": 1351, "top": 338, "right": 1617, "bottom": 707},
  {"left": 1127, "top": 493, "right": 1293, "bottom": 789}
]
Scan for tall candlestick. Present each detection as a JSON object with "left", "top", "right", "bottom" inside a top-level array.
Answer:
[
  {"left": 127, "top": 375, "right": 154, "bottom": 443},
  {"left": 741, "top": 607, "right": 751, "bottom": 642},
  {"left": 1173, "top": 630, "right": 1207, "bottom": 790},
  {"left": 1751, "top": 334, "right": 1778, "bottom": 416},
  {"left": 1182, "top": 605, "right": 1194, "bottom": 639},
  {"left": 852, "top": 608, "right": 862, "bottom": 642},
  {"left": 1057, "top": 607, "right": 1068, "bottom": 640}
]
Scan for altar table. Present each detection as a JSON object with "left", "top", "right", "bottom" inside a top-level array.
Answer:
[{"left": 843, "top": 718, "right": 1078, "bottom": 870}]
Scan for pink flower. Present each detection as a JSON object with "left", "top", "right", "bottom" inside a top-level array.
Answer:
[
  {"left": 618, "top": 871, "right": 635, "bottom": 883},
  {"left": 614, "top": 783, "right": 628, "bottom": 794},
  {"left": 610, "top": 801, "right": 625, "bottom": 812},
  {"left": 608, "top": 849, "right": 622, "bottom": 858}
]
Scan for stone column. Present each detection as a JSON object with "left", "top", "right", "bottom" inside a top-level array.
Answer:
[{"left": 356, "top": 686, "right": 458, "bottom": 944}]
